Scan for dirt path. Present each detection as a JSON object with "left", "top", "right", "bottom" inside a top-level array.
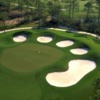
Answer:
[{"left": 0, "top": 27, "right": 99, "bottom": 38}]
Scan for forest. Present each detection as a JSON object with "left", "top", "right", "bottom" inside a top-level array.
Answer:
[{"left": 0, "top": 0, "right": 100, "bottom": 35}]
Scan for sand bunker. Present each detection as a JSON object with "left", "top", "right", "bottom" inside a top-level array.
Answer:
[
  {"left": 13, "top": 34, "right": 27, "bottom": 42},
  {"left": 46, "top": 59, "right": 96, "bottom": 87},
  {"left": 56, "top": 40, "right": 74, "bottom": 47},
  {"left": 70, "top": 48, "right": 88, "bottom": 55},
  {"left": 37, "top": 36, "right": 52, "bottom": 43}
]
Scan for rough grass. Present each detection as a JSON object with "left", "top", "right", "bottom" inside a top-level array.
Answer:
[{"left": 0, "top": 29, "right": 99, "bottom": 100}]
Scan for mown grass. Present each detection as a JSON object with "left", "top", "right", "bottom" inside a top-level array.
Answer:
[
  {"left": 0, "top": 29, "right": 99, "bottom": 100},
  {"left": 0, "top": 43, "right": 64, "bottom": 72}
]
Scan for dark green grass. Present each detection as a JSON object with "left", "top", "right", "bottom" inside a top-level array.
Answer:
[{"left": 0, "top": 29, "right": 99, "bottom": 100}]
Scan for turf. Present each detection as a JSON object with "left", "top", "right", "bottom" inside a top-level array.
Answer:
[
  {"left": 0, "top": 29, "right": 99, "bottom": 100},
  {"left": 0, "top": 43, "right": 64, "bottom": 72}
]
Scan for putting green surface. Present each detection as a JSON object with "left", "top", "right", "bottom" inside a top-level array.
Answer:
[{"left": 0, "top": 43, "right": 63, "bottom": 72}]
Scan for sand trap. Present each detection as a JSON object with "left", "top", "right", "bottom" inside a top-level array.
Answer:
[
  {"left": 46, "top": 59, "right": 96, "bottom": 87},
  {"left": 70, "top": 48, "right": 88, "bottom": 55},
  {"left": 56, "top": 40, "right": 74, "bottom": 47},
  {"left": 37, "top": 36, "right": 52, "bottom": 43},
  {"left": 13, "top": 34, "right": 27, "bottom": 42}
]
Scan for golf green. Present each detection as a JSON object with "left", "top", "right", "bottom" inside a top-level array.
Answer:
[
  {"left": 0, "top": 29, "right": 99, "bottom": 100},
  {"left": 0, "top": 43, "right": 64, "bottom": 72}
]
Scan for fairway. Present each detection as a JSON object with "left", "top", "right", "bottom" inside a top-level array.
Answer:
[
  {"left": 0, "top": 43, "right": 63, "bottom": 72},
  {"left": 0, "top": 28, "right": 99, "bottom": 100}
]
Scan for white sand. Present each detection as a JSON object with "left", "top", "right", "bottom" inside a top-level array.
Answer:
[
  {"left": 13, "top": 34, "right": 27, "bottom": 42},
  {"left": 37, "top": 36, "right": 52, "bottom": 43},
  {"left": 46, "top": 59, "right": 96, "bottom": 87},
  {"left": 70, "top": 48, "right": 88, "bottom": 55},
  {"left": 56, "top": 40, "right": 74, "bottom": 47}
]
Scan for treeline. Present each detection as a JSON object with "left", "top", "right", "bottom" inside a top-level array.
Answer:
[
  {"left": 0, "top": 0, "right": 100, "bottom": 35},
  {"left": 91, "top": 78, "right": 100, "bottom": 100}
]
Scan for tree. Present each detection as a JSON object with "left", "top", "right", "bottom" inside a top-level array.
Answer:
[
  {"left": 65, "top": 0, "right": 78, "bottom": 19},
  {"left": 35, "top": 0, "right": 42, "bottom": 27},
  {"left": 24, "top": 0, "right": 33, "bottom": 21},
  {"left": 53, "top": 0, "right": 62, "bottom": 27},
  {"left": 84, "top": 1, "right": 93, "bottom": 19},
  {"left": 0, "top": 1, "right": 8, "bottom": 12},
  {"left": 69, "top": 0, "right": 72, "bottom": 18},
  {"left": 0, "top": 11, "right": 9, "bottom": 32},
  {"left": 71, "top": 0, "right": 79, "bottom": 19},
  {"left": 5, "top": 0, "right": 11, "bottom": 14},
  {"left": 47, "top": 0, "right": 62, "bottom": 26},
  {"left": 96, "top": 0, "right": 100, "bottom": 25},
  {"left": 17, "top": 0, "right": 24, "bottom": 21},
  {"left": 90, "top": 78, "right": 100, "bottom": 100}
]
